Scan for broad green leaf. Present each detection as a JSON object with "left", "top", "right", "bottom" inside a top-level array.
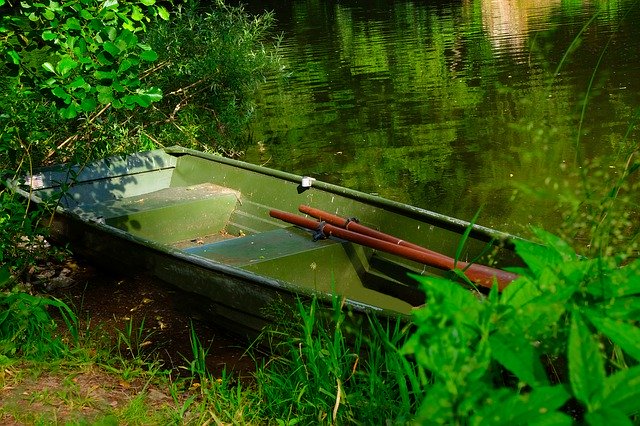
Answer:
[
  {"left": 93, "top": 70, "right": 116, "bottom": 80},
  {"left": 55, "top": 56, "right": 79, "bottom": 77},
  {"left": 140, "top": 0, "right": 155, "bottom": 5},
  {"left": 42, "top": 30, "right": 57, "bottom": 41},
  {"left": 79, "top": 97, "right": 96, "bottom": 112},
  {"left": 530, "top": 228, "right": 577, "bottom": 260},
  {"left": 60, "top": 103, "right": 78, "bottom": 119},
  {"left": 103, "top": 0, "right": 118, "bottom": 8},
  {"left": 96, "top": 52, "right": 113, "bottom": 66},
  {"left": 8, "top": 50, "right": 21, "bottom": 65},
  {"left": 97, "top": 91, "right": 114, "bottom": 104},
  {"left": 105, "top": 26, "right": 117, "bottom": 42},
  {"left": 51, "top": 86, "right": 71, "bottom": 102},
  {"left": 79, "top": 9, "right": 93, "bottom": 20},
  {"left": 489, "top": 332, "right": 549, "bottom": 387},
  {"left": 593, "top": 297, "right": 640, "bottom": 321},
  {"left": 585, "top": 310, "right": 640, "bottom": 362},
  {"left": 585, "top": 408, "right": 633, "bottom": 426},
  {"left": 65, "top": 17, "right": 81, "bottom": 30},
  {"left": 0, "top": 267, "right": 11, "bottom": 287},
  {"left": 471, "top": 386, "right": 571, "bottom": 426},
  {"left": 115, "top": 29, "right": 138, "bottom": 50},
  {"left": 600, "top": 364, "right": 640, "bottom": 415},
  {"left": 138, "top": 87, "right": 162, "bottom": 102},
  {"left": 605, "top": 260, "right": 640, "bottom": 297},
  {"left": 569, "top": 312, "right": 605, "bottom": 409},
  {"left": 139, "top": 49, "right": 158, "bottom": 62},
  {"left": 68, "top": 76, "right": 89, "bottom": 89},
  {"left": 103, "top": 41, "right": 120, "bottom": 57},
  {"left": 117, "top": 57, "right": 139, "bottom": 74},
  {"left": 131, "top": 5, "right": 144, "bottom": 21},
  {"left": 157, "top": 5, "right": 169, "bottom": 20},
  {"left": 43, "top": 9, "right": 55, "bottom": 20}
]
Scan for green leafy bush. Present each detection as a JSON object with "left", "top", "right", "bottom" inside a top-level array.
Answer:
[
  {"left": 404, "top": 228, "right": 640, "bottom": 425},
  {"left": 141, "top": 0, "right": 280, "bottom": 152},
  {"left": 1, "top": 0, "right": 166, "bottom": 119}
]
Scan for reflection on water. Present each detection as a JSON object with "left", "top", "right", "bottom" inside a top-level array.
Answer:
[
  {"left": 241, "top": 0, "right": 639, "bottom": 235},
  {"left": 482, "top": 0, "right": 559, "bottom": 56}
]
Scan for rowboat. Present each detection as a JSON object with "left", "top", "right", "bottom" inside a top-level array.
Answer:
[{"left": 11, "top": 147, "right": 522, "bottom": 335}]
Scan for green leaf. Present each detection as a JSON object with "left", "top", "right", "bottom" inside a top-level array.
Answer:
[
  {"left": 600, "top": 365, "right": 640, "bottom": 416},
  {"left": 60, "top": 103, "right": 78, "bottom": 119},
  {"left": 96, "top": 52, "right": 113, "bottom": 66},
  {"left": 471, "top": 386, "right": 572, "bottom": 426},
  {"left": 585, "top": 408, "right": 633, "bottom": 426},
  {"left": 97, "top": 91, "right": 114, "bottom": 104},
  {"left": 138, "top": 87, "right": 162, "bottom": 102},
  {"left": 139, "top": 49, "right": 158, "bottom": 62},
  {"left": 51, "top": 86, "right": 71, "bottom": 102},
  {"left": 115, "top": 29, "right": 138, "bottom": 50},
  {"left": 103, "top": 41, "right": 120, "bottom": 57},
  {"left": 93, "top": 70, "right": 116, "bottom": 80},
  {"left": 593, "top": 297, "right": 640, "bottom": 321},
  {"left": 43, "top": 9, "right": 55, "bottom": 20},
  {"left": 79, "top": 9, "right": 93, "bottom": 20},
  {"left": 157, "top": 5, "right": 169, "bottom": 20},
  {"left": 7, "top": 51, "right": 21, "bottom": 65},
  {"left": 103, "top": 0, "right": 118, "bottom": 8},
  {"left": 585, "top": 310, "right": 640, "bottom": 362},
  {"left": 55, "top": 56, "right": 79, "bottom": 77},
  {"left": 605, "top": 260, "right": 640, "bottom": 297},
  {"left": 131, "top": 5, "right": 144, "bottom": 21},
  {"left": 68, "top": 76, "right": 89, "bottom": 89},
  {"left": 489, "top": 332, "right": 549, "bottom": 387},
  {"left": 65, "top": 17, "right": 81, "bottom": 31},
  {"left": 79, "top": 97, "right": 97, "bottom": 112},
  {"left": 117, "top": 57, "right": 139, "bottom": 74},
  {"left": 569, "top": 312, "right": 605, "bottom": 409},
  {"left": 0, "top": 267, "right": 11, "bottom": 287},
  {"left": 140, "top": 0, "right": 155, "bottom": 5},
  {"left": 42, "top": 30, "right": 57, "bottom": 41}
]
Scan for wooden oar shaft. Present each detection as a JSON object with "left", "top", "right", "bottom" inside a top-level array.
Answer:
[
  {"left": 270, "top": 209, "right": 517, "bottom": 290},
  {"left": 299, "top": 205, "right": 451, "bottom": 261},
  {"left": 298, "top": 205, "right": 518, "bottom": 290}
]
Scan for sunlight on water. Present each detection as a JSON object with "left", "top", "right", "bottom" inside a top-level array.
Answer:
[{"left": 242, "top": 0, "right": 640, "bottom": 236}]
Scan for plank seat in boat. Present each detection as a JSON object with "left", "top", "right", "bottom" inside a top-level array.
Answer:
[
  {"left": 184, "top": 226, "right": 340, "bottom": 267},
  {"left": 76, "top": 183, "right": 241, "bottom": 244}
]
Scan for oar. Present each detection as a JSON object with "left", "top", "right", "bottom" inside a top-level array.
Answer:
[
  {"left": 269, "top": 209, "right": 518, "bottom": 290},
  {"left": 299, "top": 205, "right": 452, "bottom": 261},
  {"left": 297, "top": 205, "right": 518, "bottom": 290}
]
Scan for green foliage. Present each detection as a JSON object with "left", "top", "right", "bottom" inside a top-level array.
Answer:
[
  {"left": 255, "top": 296, "right": 421, "bottom": 424},
  {"left": 0, "top": 291, "right": 77, "bottom": 359},
  {"left": 141, "top": 0, "right": 280, "bottom": 152},
  {"left": 1, "top": 0, "right": 166, "bottom": 119},
  {"left": 0, "top": 187, "right": 52, "bottom": 286},
  {"left": 404, "top": 228, "right": 640, "bottom": 424},
  {"left": 0, "top": 0, "right": 281, "bottom": 167}
]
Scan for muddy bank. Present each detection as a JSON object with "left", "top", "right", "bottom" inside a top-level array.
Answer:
[{"left": 42, "top": 258, "right": 259, "bottom": 379}]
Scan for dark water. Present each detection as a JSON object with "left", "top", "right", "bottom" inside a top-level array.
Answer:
[{"left": 241, "top": 0, "right": 640, "bottom": 236}]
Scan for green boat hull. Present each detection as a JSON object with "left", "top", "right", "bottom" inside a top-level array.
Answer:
[{"left": 12, "top": 147, "right": 522, "bottom": 335}]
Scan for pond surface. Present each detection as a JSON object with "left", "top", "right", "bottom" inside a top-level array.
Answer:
[{"left": 241, "top": 0, "right": 640, "bottom": 236}]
